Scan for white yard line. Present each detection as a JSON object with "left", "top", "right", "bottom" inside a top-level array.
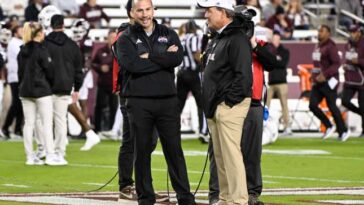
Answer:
[
  {"left": 263, "top": 175, "right": 364, "bottom": 184},
  {"left": 82, "top": 183, "right": 115, "bottom": 187},
  {"left": 0, "top": 196, "right": 128, "bottom": 205},
  {"left": 158, "top": 188, "right": 364, "bottom": 197},
  {"left": 154, "top": 149, "right": 332, "bottom": 156},
  {"left": 261, "top": 187, "right": 364, "bottom": 196},
  {"left": 317, "top": 200, "right": 364, "bottom": 204},
  {"left": 263, "top": 180, "right": 279, "bottom": 184},
  {"left": 281, "top": 155, "right": 364, "bottom": 161},
  {"left": 152, "top": 168, "right": 206, "bottom": 174},
  {"left": 262, "top": 149, "right": 330, "bottom": 155},
  {"left": 153, "top": 150, "right": 208, "bottom": 156},
  {"left": 0, "top": 160, "right": 206, "bottom": 174},
  {"left": 2, "top": 184, "right": 30, "bottom": 188},
  {"left": 262, "top": 189, "right": 364, "bottom": 196}
]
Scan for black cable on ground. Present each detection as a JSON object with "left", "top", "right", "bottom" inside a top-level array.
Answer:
[
  {"left": 193, "top": 145, "right": 209, "bottom": 196},
  {"left": 86, "top": 170, "right": 118, "bottom": 192},
  {"left": 85, "top": 137, "right": 210, "bottom": 197}
]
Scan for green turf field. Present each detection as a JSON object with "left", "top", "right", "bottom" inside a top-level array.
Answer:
[{"left": 0, "top": 137, "right": 363, "bottom": 204}]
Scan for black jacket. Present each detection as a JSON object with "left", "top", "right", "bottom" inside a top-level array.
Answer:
[
  {"left": 250, "top": 42, "right": 280, "bottom": 106},
  {"left": 44, "top": 31, "right": 84, "bottom": 94},
  {"left": 17, "top": 41, "right": 53, "bottom": 98},
  {"left": 112, "top": 22, "right": 130, "bottom": 89},
  {"left": 202, "top": 19, "right": 252, "bottom": 118},
  {"left": 267, "top": 43, "right": 290, "bottom": 85},
  {"left": 254, "top": 43, "right": 279, "bottom": 72},
  {"left": 25, "top": 3, "right": 46, "bottom": 22},
  {"left": 116, "top": 20, "right": 183, "bottom": 97}
]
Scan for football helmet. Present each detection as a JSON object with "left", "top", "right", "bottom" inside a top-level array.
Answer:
[{"left": 71, "top": 18, "right": 90, "bottom": 42}]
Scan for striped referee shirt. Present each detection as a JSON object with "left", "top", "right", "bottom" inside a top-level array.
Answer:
[{"left": 181, "top": 33, "right": 202, "bottom": 71}]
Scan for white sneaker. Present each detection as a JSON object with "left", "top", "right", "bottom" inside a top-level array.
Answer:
[
  {"left": 339, "top": 130, "right": 351, "bottom": 142},
  {"left": 45, "top": 154, "right": 67, "bottom": 166},
  {"left": 26, "top": 154, "right": 45, "bottom": 166},
  {"left": 281, "top": 127, "right": 293, "bottom": 136},
  {"left": 271, "top": 131, "right": 279, "bottom": 144},
  {"left": 80, "top": 130, "right": 101, "bottom": 151},
  {"left": 57, "top": 153, "right": 68, "bottom": 165},
  {"left": 322, "top": 125, "right": 336, "bottom": 140},
  {"left": 35, "top": 148, "right": 46, "bottom": 160}
]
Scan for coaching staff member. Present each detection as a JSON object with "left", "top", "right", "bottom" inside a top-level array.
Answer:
[
  {"left": 113, "top": 1, "right": 163, "bottom": 202},
  {"left": 44, "top": 14, "right": 84, "bottom": 163},
  {"left": 115, "top": 0, "right": 195, "bottom": 204},
  {"left": 198, "top": 0, "right": 253, "bottom": 204}
]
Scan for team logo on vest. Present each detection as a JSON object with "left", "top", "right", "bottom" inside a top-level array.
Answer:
[
  {"left": 158, "top": 36, "right": 168, "bottom": 43},
  {"left": 208, "top": 53, "right": 215, "bottom": 61}
]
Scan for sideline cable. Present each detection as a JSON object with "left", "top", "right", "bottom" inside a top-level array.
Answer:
[
  {"left": 86, "top": 170, "right": 118, "bottom": 192},
  {"left": 193, "top": 139, "right": 209, "bottom": 196},
  {"left": 86, "top": 145, "right": 210, "bottom": 196}
]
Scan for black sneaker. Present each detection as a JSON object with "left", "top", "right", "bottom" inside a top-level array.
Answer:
[
  {"left": 119, "top": 185, "right": 137, "bottom": 201},
  {"left": 198, "top": 134, "right": 209, "bottom": 144},
  {"left": 0, "top": 130, "right": 10, "bottom": 140},
  {"left": 209, "top": 198, "right": 219, "bottom": 205},
  {"left": 248, "top": 195, "right": 264, "bottom": 205}
]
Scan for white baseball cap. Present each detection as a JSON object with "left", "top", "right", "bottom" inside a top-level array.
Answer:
[{"left": 197, "top": 0, "right": 236, "bottom": 11}]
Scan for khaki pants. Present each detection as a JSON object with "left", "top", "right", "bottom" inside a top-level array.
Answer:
[
  {"left": 207, "top": 98, "right": 251, "bottom": 205},
  {"left": 266, "top": 83, "right": 290, "bottom": 129}
]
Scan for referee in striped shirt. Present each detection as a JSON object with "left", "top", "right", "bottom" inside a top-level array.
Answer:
[{"left": 177, "top": 20, "right": 208, "bottom": 143}]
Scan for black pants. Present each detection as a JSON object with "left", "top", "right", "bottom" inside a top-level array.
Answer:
[
  {"left": 126, "top": 97, "right": 195, "bottom": 205},
  {"left": 118, "top": 98, "right": 134, "bottom": 190},
  {"left": 95, "top": 86, "right": 118, "bottom": 132},
  {"left": 118, "top": 99, "right": 159, "bottom": 191},
  {"left": 3, "top": 83, "right": 23, "bottom": 134},
  {"left": 208, "top": 106, "right": 264, "bottom": 202},
  {"left": 176, "top": 70, "right": 207, "bottom": 135},
  {"left": 342, "top": 86, "right": 364, "bottom": 133},
  {"left": 309, "top": 82, "right": 347, "bottom": 135}
]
